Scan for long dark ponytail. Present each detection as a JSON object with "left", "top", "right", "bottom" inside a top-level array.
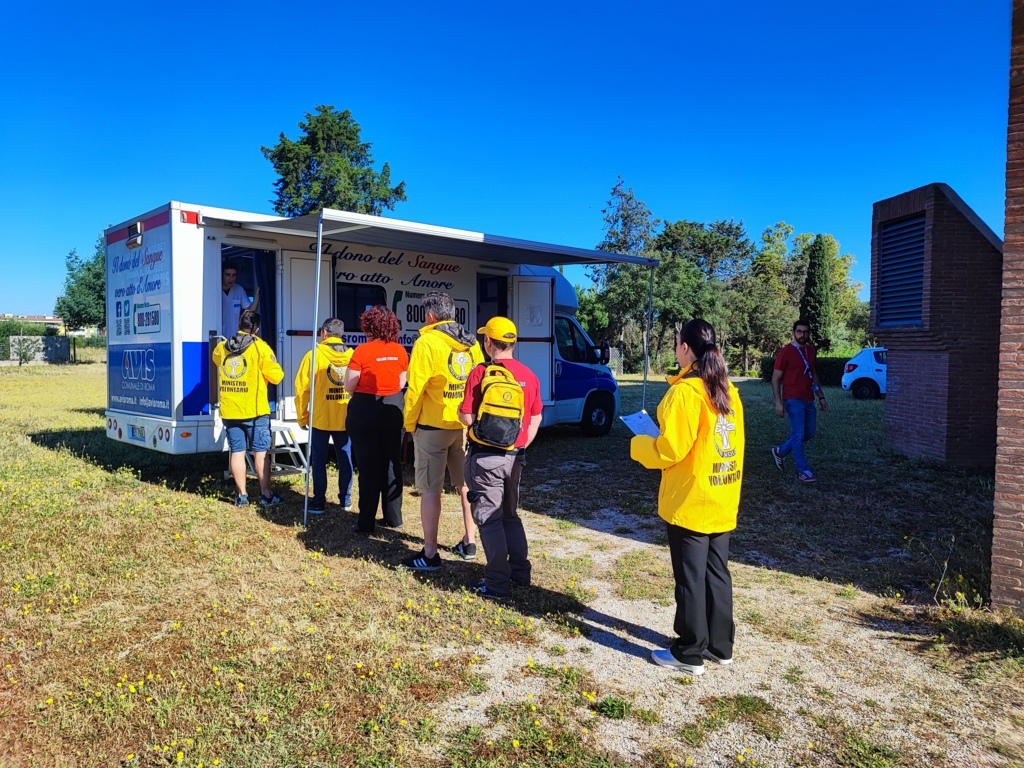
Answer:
[{"left": 680, "top": 318, "right": 731, "bottom": 415}]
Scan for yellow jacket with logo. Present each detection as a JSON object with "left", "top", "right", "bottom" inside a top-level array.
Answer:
[
  {"left": 294, "top": 337, "right": 354, "bottom": 431},
  {"left": 630, "top": 367, "right": 745, "bottom": 533},
  {"left": 212, "top": 334, "right": 284, "bottom": 420},
  {"left": 404, "top": 321, "right": 484, "bottom": 432}
]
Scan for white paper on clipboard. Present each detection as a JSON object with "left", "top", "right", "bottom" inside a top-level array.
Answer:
[{"left": 619, "top": 409, "right": 660, "bottom": 438}]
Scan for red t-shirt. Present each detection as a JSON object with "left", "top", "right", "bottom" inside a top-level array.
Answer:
[
  {"left": 460, "top": 358, "right": 543, "bottom": 449},
  {"left": 774, "top": 342, "right": 817, "bottom": 402},
  {"left": 348, "top": 340, "right": 409, "bottom": 396}
]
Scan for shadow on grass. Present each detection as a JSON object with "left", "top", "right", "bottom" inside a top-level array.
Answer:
[
  {"left": 515, "top": 377, "right": 996, "bottom": 603},
  {"left": 71, "top": 406, "right": 108, "bottom": 416},
  {"left": 29, "top": 425, "right": 229, "bottom": 496},
  {"left": 276, "top": 509, "right": 671, "bottom": 660},
  {"left": 27, "top": 376, "right": 997, "bottom": 607},
  {"left": 854, "top": 602, "right": 1024, "bottom": 665}
]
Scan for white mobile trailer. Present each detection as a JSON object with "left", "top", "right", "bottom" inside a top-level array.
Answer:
[{"left": 103, "top": 203, "right": 656, "bottom": 455}]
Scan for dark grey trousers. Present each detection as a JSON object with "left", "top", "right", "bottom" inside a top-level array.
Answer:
[
  {"left": 466, "top": 449, "right": 530, "bottom": 596},
  {"left": 666, "top": 523, "right": 734, "bottom": 667}
]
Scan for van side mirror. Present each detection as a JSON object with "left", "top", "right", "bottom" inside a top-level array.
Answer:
[{"left": 592, "top": 340, "right": 610, "bottom": 366}]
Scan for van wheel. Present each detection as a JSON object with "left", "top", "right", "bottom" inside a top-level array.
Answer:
[
  {"left": 580, "top": 393, "right": 614, "bottom": 437},
  {"left": 852, "top": 379, "right": 879, "bottom": 400}
]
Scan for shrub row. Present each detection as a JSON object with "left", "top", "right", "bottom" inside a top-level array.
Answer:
[
  {"left": 0, "top": 320, "right": 52, "bottom": 360},
  {"left": 758, "top": 355, "right": 849, "bottom": 387}
]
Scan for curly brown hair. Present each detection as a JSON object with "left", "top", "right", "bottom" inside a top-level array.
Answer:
[{"left": 359, "top": 305, "right": 400, "bottom": 342}]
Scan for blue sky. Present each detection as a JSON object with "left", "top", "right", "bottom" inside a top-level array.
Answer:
[{"left": 0, "top": 1, "right": 1009, "bottom": 316}]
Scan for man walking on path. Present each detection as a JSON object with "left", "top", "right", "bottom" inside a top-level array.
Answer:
[
  {"left": 771, "top": 318, "right": 827, "bottom": 483},
  {"left": 459, "top": 317, "right": 543, "bottom": 599},
  {"left": 212, "top": 310, "right": 284, "bottom": 507},
  {"left": 295, "top": 318, "right": 354, "bottom": 515},
  {"left": 400, "top": 293, "right": 484, "bottom": 571}
]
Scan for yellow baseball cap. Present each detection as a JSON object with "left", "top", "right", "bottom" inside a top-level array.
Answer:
[{"left": 477, "top": 316, "right": 518, "bottom": 342}]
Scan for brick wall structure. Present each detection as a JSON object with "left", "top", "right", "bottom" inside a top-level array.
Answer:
[
  {"left": 870, "top": 183, "right": 1003, "bottom": 469},
  {"left": 993, "top": 0, "right": 1024, "bottom": 612}
]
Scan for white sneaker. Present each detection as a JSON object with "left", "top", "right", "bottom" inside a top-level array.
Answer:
[
  {"left": 702, "top": 649, "right": 733, "bottom": 665},
  {"left": 651, "top": 649, "right": 705, "bottom": 675}
]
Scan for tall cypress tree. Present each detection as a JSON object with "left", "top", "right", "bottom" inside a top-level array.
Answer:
[{"left": 798, "top": 234, "right": 837, "bottom": 350}]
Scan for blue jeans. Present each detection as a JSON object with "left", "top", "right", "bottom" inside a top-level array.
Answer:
[
  {"left": 778, "top": 399, "right": 816, "bottom": 473},
  {"left": 309, "top": 428, "right": 353, "bottom": 508}
]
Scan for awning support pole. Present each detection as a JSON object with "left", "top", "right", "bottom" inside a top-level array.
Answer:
[
  {"left": 302, "top": 211, "right": 325, "bottom": 526},
  {"left": 640, "top": 263, "right": 655, "bottom": 411}
]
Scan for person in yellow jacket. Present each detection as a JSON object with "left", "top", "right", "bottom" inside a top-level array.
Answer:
[
  {"left": 294, "top": 318, "right": 355, "bottom": 515},
  {"left": 212, "top": 310, "right": 285, "bottom": 509},
  {"left": 400, "top": 292, "right": 485, "bottom": 571},
  {"left": 630, "top": 318, "right": 745, "bottom": 676}
]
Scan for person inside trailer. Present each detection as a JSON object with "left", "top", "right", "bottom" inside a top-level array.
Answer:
[{"left": 221, "top": 260, "right": 259, "bottom": 337}]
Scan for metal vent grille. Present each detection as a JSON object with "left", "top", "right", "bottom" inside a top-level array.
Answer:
[{"left": 878, "top": 214, "right": 925, "bottom": 327}]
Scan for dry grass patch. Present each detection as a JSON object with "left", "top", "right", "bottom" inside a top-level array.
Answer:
[
  {"left": 609, "top": 549, "right": 672, "bottom": 605},
  {"left": 678, "top": 694, "right": 783, "bottom": 747}
]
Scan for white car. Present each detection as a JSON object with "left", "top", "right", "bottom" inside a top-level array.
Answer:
[{"left": 841, "top": 347, "right": 887, "bottom": 399}]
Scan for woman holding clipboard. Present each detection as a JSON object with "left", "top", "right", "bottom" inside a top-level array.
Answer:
[{"left": 629, "top": 319, "right": 745, "bottom": 676}]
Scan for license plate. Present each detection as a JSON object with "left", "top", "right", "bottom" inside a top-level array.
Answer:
[{"left": 129, "top": 424, "right": 146, "bottom": 441}]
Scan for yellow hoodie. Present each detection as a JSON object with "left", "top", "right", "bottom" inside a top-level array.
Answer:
[
  {"left": 630, "top": 368, "right": 745, "bottom": 534},
  {"left": 212, "top": 334, "right": 285, "bottom": 420},
  {"left": 404, "top": 321, "right": 484, "bottom": 432},
  {"left": 294, "top": 337, "right": 354, "bottom": 431}
]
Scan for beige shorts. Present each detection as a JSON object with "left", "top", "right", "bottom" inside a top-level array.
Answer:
[{"left": 414, "top": 427, "right": 467, "bottom": 493}]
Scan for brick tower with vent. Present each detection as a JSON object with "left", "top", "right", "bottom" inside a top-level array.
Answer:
[{"left": 870, "top": 183, "right": 1003, "bottom": 469}]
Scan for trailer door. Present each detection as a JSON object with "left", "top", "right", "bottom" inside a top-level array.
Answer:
[
  {"left": 511, "top": 275, "right": 554, "bottom": 403},
  {"left": 280, "top": 250, "right": 332, "bottom": 420}
]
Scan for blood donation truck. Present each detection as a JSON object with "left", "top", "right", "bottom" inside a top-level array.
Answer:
[{"left": 103, "top": 202, "right": 656, "bottom": 455}]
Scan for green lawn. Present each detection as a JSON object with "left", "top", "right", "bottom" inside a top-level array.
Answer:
[{"left": 0, "top": 363, "right": 1020, "bottom": 767}]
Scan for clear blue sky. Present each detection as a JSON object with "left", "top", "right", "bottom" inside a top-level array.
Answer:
[{"left": 0, "top": 1, "right": 1009, "bottom": 316}]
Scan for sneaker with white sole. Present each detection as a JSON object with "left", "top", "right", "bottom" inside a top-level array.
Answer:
[
  {"left": 306, "top": 505, "right": 325, "bottom": 516},
  {"left": 651, "top": 649, "right": 705, "bottom": 675},
  {"left": 234, "top": 494, "right": 249, "bottom": 508},
  {"left": 771, "top": 447, "right": 785, "bottom": 471},
  {"left": 796, "top": 470, "right": 817, "bottom": 483},
  {"left": 702, "top": 649, "right": 733, "bottom": 665},
  {"left": 452, "top": 541, "right": 477, "bottom": 561},
  {"left": 399, "top": 549, "right": 442, "bottom": 572}
]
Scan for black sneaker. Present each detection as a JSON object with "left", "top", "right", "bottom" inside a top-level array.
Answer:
[
  {"left": 470, "top": 579, "right": 508, "bottom": 601},
  {"left": 399, "top": 549, "right": 442, "bottom": 571},
  {"left": 452, "top": 541, "right": 477, "bottom": 561},
  {"left": 258, "top": 493, "right": 282, "bottom": 508}
]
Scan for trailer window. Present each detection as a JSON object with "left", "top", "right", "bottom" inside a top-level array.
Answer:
[{"left": 336, "top": 283, "right": 387, "bottom": 334}]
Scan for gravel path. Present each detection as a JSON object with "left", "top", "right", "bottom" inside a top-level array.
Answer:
[{"left": 439, "top": 504, "right": 1016, "bottom": 767}]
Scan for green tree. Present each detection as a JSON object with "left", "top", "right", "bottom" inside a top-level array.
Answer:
[
  {"left": 575, "top": 285, "right": 609, "bottom": 340},
  {"left": 724, "top": 273, "right": 797, "bottom": 373},
  {"left": 262, "top": 105, "right": 407, "bottom": 216},
  {"left": 751, "top": 222, "right": 794, "bottom": 299},
  {"left": 55, "top": 234, "right": 106, "bottom": 331},
  {"left": 654, "top": 219, "right": 755, "bottom": 282},
  {"left": 799, "top": 234, "right": 838, "bottom": 350},
  {"left": 588, "top": 179, "right": 659, "bottom": 373}
]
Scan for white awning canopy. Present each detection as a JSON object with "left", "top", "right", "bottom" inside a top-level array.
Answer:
[{"left": 201, "top": 207, "right": 658, "bottom": 268}]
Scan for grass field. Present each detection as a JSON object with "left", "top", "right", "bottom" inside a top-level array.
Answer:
[{"left": 1, "top": 363, "right": 1022, "bottom": 767}]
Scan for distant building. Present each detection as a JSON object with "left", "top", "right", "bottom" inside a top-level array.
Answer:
[{"left": 0, "top": 314, "right": 103, "bottom": 337}]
